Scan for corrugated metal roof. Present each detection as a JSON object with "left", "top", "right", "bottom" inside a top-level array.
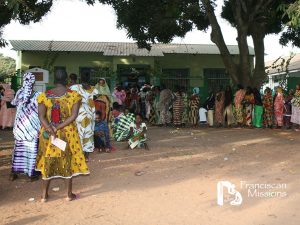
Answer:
[
  {"left": 265, "top": 54, "right": 300, "bottom": 75},
  {"left": 9, "top": 40, "right": 255, "bottom": 56}
]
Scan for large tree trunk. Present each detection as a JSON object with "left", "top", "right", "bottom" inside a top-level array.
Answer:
[
  {"left": 251, "top": 28, "right": 266, "bottom": 88},
  {"left": 202, "top": 0, "right": 253, "bottom": 87},
  {"left": 202, "top": 0, "right": 240, "bottom": 85}
]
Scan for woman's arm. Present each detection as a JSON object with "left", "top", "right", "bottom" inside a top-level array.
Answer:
[
  {"left": 38, "top": 103, "right": 56, "bottom": 137},
  {"left": 56, "top": 100, "right": 81, "bottom": 131}
]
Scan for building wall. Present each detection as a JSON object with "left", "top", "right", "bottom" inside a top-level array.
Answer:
[{"left": 20, "top": 50, "right": 253, "bottom": 97}]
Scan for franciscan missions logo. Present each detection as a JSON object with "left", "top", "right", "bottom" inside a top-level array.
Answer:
[{"left": 217, "top": 181, "right": 243, "bottom": 206}]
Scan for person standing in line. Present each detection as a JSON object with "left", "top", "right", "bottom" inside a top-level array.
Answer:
[
  {"left": 95, "top": 78, "right": 113, "bottom": 123},
  {"left": 113, "top": 85, "right": 126, "bottom": 107},
  {"left": 10, "top": 72, "right": 41, "bottom": 181},
  {"left": 234, "top": 84, "right": 246, "bottom": 128},
  {"left": 189, "top": 87, "right": 200, "bottom": 127},
  {"left": 283, "top": 89, "right": 294, "bottom": 129},
  {"left": 70, "top": 72, "right": 99, "bottom": 161},
  {"left": 223, "top": 85, "right": 234, "bottom": 127},
  {"left": 263, "top": 87, "right": 273, "bottom": 128},
  {"left": 273, "top": 86, "right": 285, "bottom": 129},
  {"left": 0, "top": 83, "right": 16, "bottom": 129},
  {"left": 172, "top": 86, "right": 184, "bottom": 127},
  {"left": 252, "top": 88, "right": 263, "bottom": 128},
  {"left": 157, "top": 85, "right": 173, "bottom": 126},
  {"left": 204, "top": 91, "right": 215, "bottom": 127},
  {"left": 36, "top": 70, "right": 89, "bottom": 202},
  {"left": 181, "top": 87, "right": 189, "bottom": 126},
  {"left": 215, "top": 86, "right": 225, "bottom": 127},
  {"left": 243, "top": 87, "right": 255, "bottom": 127}
]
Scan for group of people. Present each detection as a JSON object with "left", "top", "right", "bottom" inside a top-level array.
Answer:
[
  {"left": 202, "top": 85, "right": 298, "bottom": 129},
  {"left": 6, "top": 71, "right": 147, "bottom": 202},
  {"left": 4, "top": 69, "right": 300, "bottom": 202}
]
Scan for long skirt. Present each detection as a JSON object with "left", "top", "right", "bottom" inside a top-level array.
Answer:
[
  {"left": 253, "top": 105, "right": 263, "bottom": 128},
  {"left": 234, "top": 105, "right": 244, "bottom": 124},
  {"left": 245, "top": 104, "right": 253, "bottom": 126},
  {"left": 291, "top": 106, "right": 300, "bottom": 125},
  {"left": 173, "top": 106, "right": 183, "bottom": 125},
  {"left": 207, "top": 110, "right": 214, "bottom": 127},
  {"left": 190, "top": 107, "right": 199, "bottom": 125},
  {"left": 11, "top": 139, "right": 39, "bottom": 177},
  {"left": 161, "top": 108, "right": 172, "bottom": 125},
  {"left": 223, "top": 104, "right": 234, "bottom": 126}
]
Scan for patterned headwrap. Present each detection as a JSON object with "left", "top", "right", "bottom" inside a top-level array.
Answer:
[
  {"left": 193, "top": 87, "right": 200, "bottom": 95},
  {"left": 21, "top": 72, "right": 35, "bottom": 104}
]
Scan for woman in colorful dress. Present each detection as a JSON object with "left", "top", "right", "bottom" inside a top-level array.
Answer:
[
  {"left": 113, "top": 85, "right": 126, "bottom": 107},
  {"left": 181, "top": 88, "right": 189, "bottom": 126},
  {"left": 234, "top": 84, "right": 246, "bottom": 127},
  {"left": 152, "top": 86, "right": 161, "bottom": 125},
  {"left": 252, "top": 88, "right": 263, "bottom": 128},
  {"left": 215, "top": 86, "right": 225, "bottom": 127},
  {"left": 129, "top": 86, "right": 140, "bottom": 114},
  {"left": 0, "top": 83, "right": 16, "bottom": 129},
  {"left": 70, "top": 72, "right": 99, "bottom": 161},
  {"left": 172, "top": 86, "right": 184, "bottom": 127},
  {"left": 273, "top": 86, "right": 285, "bottom": 129},
  {"left": 128, "top": 114, "right": 148, "bottom": 150},
  {"left": 189, "top": 87, "right": 200, "bottom": 127},
  {"left": 36, "top": 70, "right": 89, "bottom": 202},
  {"left": 204, "top": 91, "right": 215, "bottom": 127},
  {"left": 263, "top": 87, "right": 273, "bottom": 128},
  {"left": 223, "top": 85, "right": 234, "bottom": 127},
  {"left": 284, "top": 89, "right": 294, "bottom": 129},
  {"left": 95, "top": 78, "right": 113, "bottom": 123},
  {"left": 291, "top": 85, "right": 300, "bottom": 131},
  {"left": 243, "top": 87, "right": 255, "bottom": 127},
  {"left": 10, "top": 73, "right": 41, "bottom": 181},
  {"left": 158, "top": 86, "right": 173, "bottom": 126}
]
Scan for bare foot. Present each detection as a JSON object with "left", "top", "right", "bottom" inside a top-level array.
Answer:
[
  {"left": 41, "top": 194, "right": 49, "bottom": 203},
  {"left": 66, "top": 193, "right": 77, "bottom": 201}
]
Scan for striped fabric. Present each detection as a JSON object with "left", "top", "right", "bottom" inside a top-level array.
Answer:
[
  {"left": 12, "top": 140, "right": 39, "bottom": 177},
  {"left": 11, "top": 90, "right": 40, "bottom": 177},
  {"left": 113, "top": 113, "right": 135, "bottom": 141}
]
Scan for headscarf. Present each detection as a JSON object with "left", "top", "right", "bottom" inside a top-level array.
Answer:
[
  {"left": 22, "top": 73, "right": 35, "bottom": 103},
  {"left": 193, "top": 87, "right": 200, "bottom": 95},
  {"left": 11, "top": 72, "right": 35, "bottom": 106},
  {"left": 95, "top": 78, "right": 113, "bottom": 101}
]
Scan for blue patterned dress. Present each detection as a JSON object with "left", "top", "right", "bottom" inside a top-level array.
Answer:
[{"left": 11, "top": 90, "right": 41, "bottom": 177}]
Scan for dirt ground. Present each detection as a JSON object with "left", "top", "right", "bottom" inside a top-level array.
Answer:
[{"left": 1, "top": 126, "right": 300, "bottom": 225}]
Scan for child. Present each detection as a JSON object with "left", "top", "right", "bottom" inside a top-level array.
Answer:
[
  {"left": 94, "top": 111, "right": 112, "bottom": 153},
  {"left": 128, "top": 114, "right": 149, "bottom": 150},
  {"left": 199, "top": 105, "right": 208, "bottom": 125}
]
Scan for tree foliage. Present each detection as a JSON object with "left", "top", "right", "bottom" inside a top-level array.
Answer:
[
  {"left": 88, "top": 0, "right": 297, "bottom": 87},
  {"left": 0, "top": 0, "right": 53, "bottom": 47},
  {"left": 0, "top": 53, "right": 16, "bottom": 79},
  {"left": 1, "top": 0, "right": 300, "bottom": 87}
]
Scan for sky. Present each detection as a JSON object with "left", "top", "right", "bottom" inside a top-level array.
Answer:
[{"left": 0, "top": 0, "right": 299, "bottom": 62}]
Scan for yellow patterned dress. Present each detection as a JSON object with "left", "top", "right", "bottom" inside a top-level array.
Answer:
[
  {"left": 36, "top": 90, "right": 89, "bottom": 180},
  {"left": 70, "top": 84, "right": 99, "bottom": 153}
]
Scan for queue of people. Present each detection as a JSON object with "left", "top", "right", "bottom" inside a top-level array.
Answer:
[{"left": 4, "top": 69, "right": 300, "bottom": 203}]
